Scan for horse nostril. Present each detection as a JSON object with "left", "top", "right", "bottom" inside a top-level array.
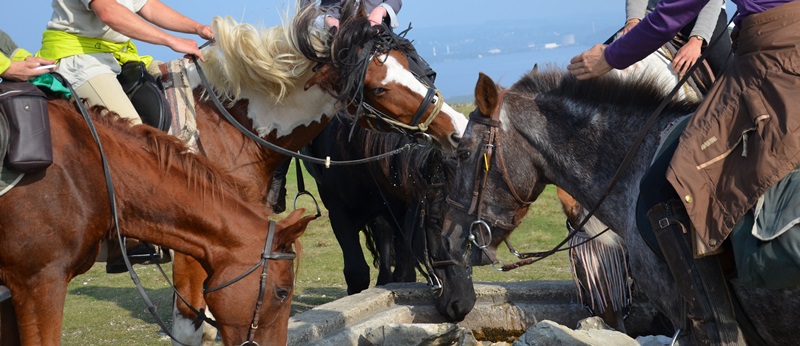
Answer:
[{"left": 450, "top": 133, "right": 461, "bottom": 144}]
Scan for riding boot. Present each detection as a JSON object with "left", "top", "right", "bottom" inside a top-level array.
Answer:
[
  {"left": 268, "top": 159, "right": 290, "bottom": 214},
  {"left": 647, "top": 200, "right": 745, "bottom": 345},
  {"left": 104, "top": 239, "right": 164, "bottom": 274}
]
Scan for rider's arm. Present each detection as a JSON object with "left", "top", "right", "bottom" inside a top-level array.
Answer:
[
  {"left": 605, "top": 0, "right": 710, "bottom": 69},
  {"left": 90, "top": 0, "right": 176, "bottom": 47},
  {"left": 136, "top": 0, "right": 212, "bottom": 40},
  {"left": 626, "top": 0, "right": 649, "bottom": 24},
  {"left": 690, "top": 0, "right": 724, "bottom": 43}
]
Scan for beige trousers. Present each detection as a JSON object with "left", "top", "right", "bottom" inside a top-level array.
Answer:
[{"left": 75, "top": 73, "right": 142, "bottom": 125}]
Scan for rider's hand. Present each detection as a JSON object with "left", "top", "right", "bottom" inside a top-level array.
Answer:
[
  {"left": 1, "top": 57, "right": 56, "bottom": 81},
  {"left": 620, "top": 18, "right": 640, "bottom": 36},
  {"left": 672, "top": 36, "right": 703, "bottom": 77},
  {"left": 195, "top": 24, "right": 213, "bottom": 41},
  {"left": 168, "top": 36, "right": 204, "bottom": 61},
  {"left": 568, "top": 44, "right": 613, "bottom": 80},
  {"left": 367, "top": 6, "right": 387, "bottom": 26}
]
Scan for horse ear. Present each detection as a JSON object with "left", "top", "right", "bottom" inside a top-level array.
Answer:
[
  {"left": 276, "top": 209, "right": 315, "bottom": 244},
  {"left": 475, "top": 72, "right": 499, "bottom": 117},
  {"left": 304, "top": 64, "right": 333, "bottom": 91},
  {"left": 532, "top": 64, "right": 539, "bottom": 73}
]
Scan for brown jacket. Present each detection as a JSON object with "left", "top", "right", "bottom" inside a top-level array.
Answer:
[{"left": 666, "top": 1, "right": 800, "bottom": 257}]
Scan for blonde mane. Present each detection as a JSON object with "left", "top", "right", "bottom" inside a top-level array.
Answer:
[{"left": 201, "top": 5, "right": 329, "bottom": 103}]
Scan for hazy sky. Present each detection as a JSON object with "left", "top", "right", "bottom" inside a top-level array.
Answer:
[{"left": 2, "top": 0, "right": 622, "bottom": 61}]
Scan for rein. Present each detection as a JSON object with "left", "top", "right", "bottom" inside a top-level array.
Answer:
[
  {"left": 57, "top": 73, "right": 194, "bottom": 345},
  {"left": 191, "top": 55, "right": 423, "bottom": 168},
  {"left": 59, "top": 72, "right": 295, "bottom": 345},
  {"left": 445, "top": 89, "right": 533, "bottom": 270},
  {"left": 449, "top": 20, "right": 735, "bottom": 271}
]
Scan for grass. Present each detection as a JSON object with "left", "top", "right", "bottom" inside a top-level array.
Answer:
[{"left": 57, "top": 103, "right": 573, "bottom": 344}]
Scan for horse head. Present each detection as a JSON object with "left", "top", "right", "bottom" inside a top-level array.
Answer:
[
  {"left": 203, "top": 209, "right": 314, "bottom": 345},
  {"left": 442, "top": 72, "right": 548, "bottom": 268},
  {"left": 295, "top": 1, "right": 466, "bottom": 152}
]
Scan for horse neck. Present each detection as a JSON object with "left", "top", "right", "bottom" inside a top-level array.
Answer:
[
  {"left": 191, "top": 69, "right": 338, "bottom": 193},
  {"left": 113, "top": 147, "right": 270, "bottom": 269},
  {"left": 505, "top": 95, "right": 686, "bottom": 232}
]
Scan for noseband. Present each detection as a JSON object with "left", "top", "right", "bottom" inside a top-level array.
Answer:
[
  {"left": 203, "top": 221, "right": 297, "bottom": 345},
  {"left": 351, "top": 27, "right": 445, "bottom": 137},
  {"left": 445, "top": 90, "right": 534, "bottom": 269}
]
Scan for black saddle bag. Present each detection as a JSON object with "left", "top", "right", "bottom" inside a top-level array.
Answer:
[
  {"left": 0, "top": 81, "right": 52, "bottom": 173},
  {"left": 117, "top": 61, "right": 171, "bottom": 131}
]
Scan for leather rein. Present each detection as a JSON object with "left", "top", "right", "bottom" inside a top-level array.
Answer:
[{"left": 59, "top": 72, "right": 296, "bottom": 346}]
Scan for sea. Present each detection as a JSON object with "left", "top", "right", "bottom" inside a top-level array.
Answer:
[{"left": 426, "top": 44, "right": 593, "bottom": 103}]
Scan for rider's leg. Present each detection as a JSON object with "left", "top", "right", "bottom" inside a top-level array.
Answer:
[{"left": 75, "top": 73, "right": 142, "bottom": 125}]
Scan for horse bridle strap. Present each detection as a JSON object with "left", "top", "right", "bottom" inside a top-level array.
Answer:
[
  {"left": 361, "top": 87, "right": 443, "bottom": 133},
  {"left": 191, "top": 56, "right": 422, "bottom": 167},
  {"left": 203, "top": 220, "right": 296, "bottom": 344}
]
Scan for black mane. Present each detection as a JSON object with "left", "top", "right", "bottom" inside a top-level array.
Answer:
[
  {"left": 294, "top": 1, "right": 415, "bottom": 106},
  {"left": 511, "top": 67, "right": 699, "bottom": 117}
]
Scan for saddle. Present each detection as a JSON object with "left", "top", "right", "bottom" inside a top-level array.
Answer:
[{"left": 117, "top": 61, "right": 172, "bottom": 132}]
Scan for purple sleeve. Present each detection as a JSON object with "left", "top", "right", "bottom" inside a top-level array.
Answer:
[{"left": 605, "top": 0, "right": 711, "bottom": 69}]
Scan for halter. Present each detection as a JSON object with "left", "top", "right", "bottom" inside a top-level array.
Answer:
[
  {"left": 445, "top": 90, "right": 534, "bottom": 270},
  {"left": 349, "top": 25, "right": 445, "bottom": 138},
  {"left": 203, "top": 221, "right": 297, "bottom": 346}
]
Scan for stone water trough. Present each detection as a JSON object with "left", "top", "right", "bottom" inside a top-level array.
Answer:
[{"left": 288, "top": 281, "right": 663, "bottom": 345}]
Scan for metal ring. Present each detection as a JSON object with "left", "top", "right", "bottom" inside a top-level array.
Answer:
[{"left": 469, "top": 219, "right": 493, "bottom": 249}]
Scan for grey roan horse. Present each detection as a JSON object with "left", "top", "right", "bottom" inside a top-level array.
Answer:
[{"left": 441, "top": 69, "right": 799, "bottom": 344}]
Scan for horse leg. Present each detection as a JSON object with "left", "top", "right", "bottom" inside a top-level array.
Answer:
[
  {"left": 0, "top": 298, "right": 19, "bottom": 346},
  {"left": 171, "top": 253, "right": 216, "bottom": 346},
  {"left": 4, "top": 276, "right": 69, "bottom": 345},
  {"left": 369, "top": 217, "right": 394, "bottom": 286},
  {"left": 390, "top": 211, "right": 416, "bottom": 283},
  {"left": 329, "top": 209, "right": 371, "bottom": 295}
]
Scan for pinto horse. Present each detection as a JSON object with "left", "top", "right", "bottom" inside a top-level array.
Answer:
[
  {"left": 442, "top": 69, "right": 800, "bottom": 344},
  {"left": 0, "top": 99, "right": 314, "bottom": 345},
  {"left": 166, "top": 5, "right": 465, "bottom": 343},
  {"left": 302, "top": 117, "right": 475, "bottom": 320}
]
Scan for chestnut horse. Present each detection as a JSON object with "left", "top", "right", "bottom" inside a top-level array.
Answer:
[
  {"left": 0, "top": 99, "right": 314, "bottom": 345},
  {"left": 167, "top": 4, "right": 465, "bottom": 343},
  {"left": 443, "top": 70, "right": 800, "bottom": 344}
]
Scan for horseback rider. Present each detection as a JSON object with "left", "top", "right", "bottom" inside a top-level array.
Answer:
[
  {"left": 569, "top": 0, "right": 800, "bottom": 344},
  {"left": 268, "top": 0, "right": 437, "bottom": 214},
  {"left": 36, "top": 0, "right": 212, "bottom": 273}
]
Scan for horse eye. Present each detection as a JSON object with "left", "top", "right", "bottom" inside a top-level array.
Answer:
[
  {"left": 275, "top": 287, "right": 291, "bottom": 301},
  {"left": 457, "top": 150, "right": 471, "bottom": 161},
  {"left": 371, "top": 87, "right": 388, "bottom": 96}
]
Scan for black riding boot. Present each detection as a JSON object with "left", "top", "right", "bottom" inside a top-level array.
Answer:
[{"left": 647, "top": 200, "right": 745, "bottom": 345}]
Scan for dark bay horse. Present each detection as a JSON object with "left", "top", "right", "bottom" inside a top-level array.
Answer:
[
  {"left": 0, "top": 99, "right": 314, "bottom": 345},
  {"left": 442, "top": 70, "right": 800, "bottom": 344},
  {"left": 168, "top": 5, "right": 465, "bottom": 343},
  {"left": 302, "top": 116, "right": 476, "bottom": 321}
]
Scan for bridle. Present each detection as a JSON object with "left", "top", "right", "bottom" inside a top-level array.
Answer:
[
  {"left": 348, "top": 25, "right": 445, "bottom": 139},
  {"left": 445, "top": 89, "right": 534, "bottom": 270},
  {"left": 203, "top": 221, "right": 297, "bottom": 346},
  {"left": 59, "top": 71, "right": 297, "bottom": 346}
]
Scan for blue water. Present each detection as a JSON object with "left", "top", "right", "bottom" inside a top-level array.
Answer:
[{"left": 429, "top": 44, "right": 593, "bottom": 102}]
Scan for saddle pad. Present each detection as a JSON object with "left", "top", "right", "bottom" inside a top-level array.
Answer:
[{"left": 159, "top": 59, "right": 199, "bottom": 151}]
